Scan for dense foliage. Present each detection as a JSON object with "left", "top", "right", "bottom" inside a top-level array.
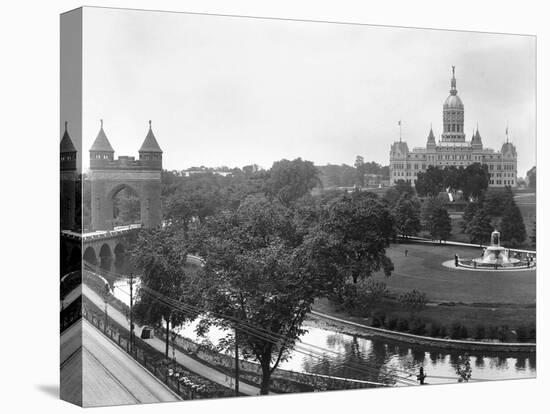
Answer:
[
  {"left": 460, "top": 188, "right": 526, "bottom": 247},
  {"left": 415, "top": 163, "right": 489, "bottom": 199}
]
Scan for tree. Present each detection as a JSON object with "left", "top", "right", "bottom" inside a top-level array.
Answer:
[
  {"left": 454, "top": 354, "right": 472, "bottom": 383},
  {"left": 500, "top": 202, "right": 526, "bottom": 247},
  {"left": 398, "top": 289, "right": 427, "bottom": 315},
  {"left": 316, "top": 190, "right": 395, "bottom": 285},
  {"left": 422, "top": 198, "right": 451, "bottom": 242},
  {"left": 415, "top": 163, "right": 488, "bottom": 199},
  {"left": 267, "top": 158, "right": 320, "bottom": 205},
  {"left": 360, "top": 279, "right": 388, "bottom": 310},
  {"left": 189, "top": 195, "right": 332, "bottom": 394},
  {"left": 383, "top": 180, "right": 415, "bottom": 209},
  {"left": 130, "top": 226, "right": 194, "bottom": 357},
  {"left": 461, "top": 163, "right": 489, "bottom": 200},
  {"left": 526, "top": 166, "right": 536, "bottom": 189},
  {"left": 430, "top": 207, "right": 452, "bottom": 242},
  {"left": 461, "top": 201, "right": 476, "bottom": 233},
  {"left": 415, "top": 166, "right": 445, "bottom": 197},
  {"left": 354, "top": 155, "right": 365, "bottom": 187},
  {"left": 531, "top": 220, "right": 536, "bottom": 247},
  {"left": 393, "top": 196, "right": 421, "bottom": 238},
  {"left": 317, "top": 164, "right": 357, "bottom": 188},
  {"left": 465, "top": 208, "right": 494, "bottom": 245}
]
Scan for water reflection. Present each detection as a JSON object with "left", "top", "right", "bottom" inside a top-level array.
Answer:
[{"left": 110, "top": 278, "right": 535, "bottom": 386}]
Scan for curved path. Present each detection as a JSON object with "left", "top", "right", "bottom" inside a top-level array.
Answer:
[{"left": 441, "top": 259, "right": 536, "bottom": 272}]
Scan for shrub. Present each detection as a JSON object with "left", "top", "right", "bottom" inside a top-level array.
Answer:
[
  {"left": 371, "top": 310, "right": 386, "bottom": 328},
  {"left": 497, "top": 325, "right": 509, "bottom": 342},
  {"left": 397, "top": 318, "right": 409, "bottom": 332},
  {"left": 450, "top": 322, "right": 468, "bottom": 339},
  {"left": 487, "top": 325, "right": 499, "bottom": 340},
  {"left": 410, "top": 318, "right": 427, "bottom": 335},
  {"left": 439, "top": 325, "right": 448, "bottom": 338},
  {"left": 387, "top": 316, "right": 398, "bottom": 330},
  {"left": 474, "top": 325, "right": 486, "bottom": 340},
  {"left": 398, "top": 289, "right": 428, "bottom": 314},
  {"left": 515, "top": 325, "right": 528, "bottom": 342},
  {"left": 528, "top": 324, "right": 536, "bottom": 342},
  {"left": 430, "top": 321, "right": 441, "bottom": 337}
]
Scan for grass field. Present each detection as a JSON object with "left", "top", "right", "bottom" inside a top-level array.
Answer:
[
  {"left": 515, "top": 192, "right": 536, "bottom": 247},
  {"left": 370, "top": 243, "right": 536, "bottom": 304},
  {"left": 314, "top": 241, "right": 536, "bottom": 340}
]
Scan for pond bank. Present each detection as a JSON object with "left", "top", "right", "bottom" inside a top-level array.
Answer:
[{"left": 306, "top": 310, "right": 535, "bottom": 353}]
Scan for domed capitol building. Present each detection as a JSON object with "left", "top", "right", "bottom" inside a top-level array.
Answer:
[{"left": 389, "top": 67, "right": 518, "bottom": 188}]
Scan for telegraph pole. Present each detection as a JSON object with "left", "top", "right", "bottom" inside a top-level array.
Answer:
[
  {"left": 234, "top": 327, "right": 239, "bottom": 396},
  {"left": 129, "top": 273, "right": 134, "bottom": 351},
  {"left": 103, "top": 282, "right": 109, "bottom": 334}
]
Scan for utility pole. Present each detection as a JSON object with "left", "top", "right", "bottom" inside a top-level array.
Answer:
[
  {"left": 234, "top": 327, "right": 239, "bottom": 396},
  {"left": 129, "top": 273, "right": 134, "bottom": 352},
  {"left": 417, "top": 367, "right": 427, "bottom": 385},
  {"left": 103, "top": 282, "right": 109, "bottom": 334}
]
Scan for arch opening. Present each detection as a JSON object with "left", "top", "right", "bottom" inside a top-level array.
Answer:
[
  {"left": 99, "top": 244, "right": 112, "bottom": 271},
  {"left": 111, "top": 185, "right": 141, "bottom": 228},
  {"left": 84, "top": 247, "right": 98, "bottom": 266}
]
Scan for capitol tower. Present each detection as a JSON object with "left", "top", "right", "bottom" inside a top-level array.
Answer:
[{"left": 389, "top": 67, "right": 518, "bottom": 188}]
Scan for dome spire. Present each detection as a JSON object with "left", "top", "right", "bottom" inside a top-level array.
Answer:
[{"left": 450, "top": 65, "right": 457, "bottom": 95}]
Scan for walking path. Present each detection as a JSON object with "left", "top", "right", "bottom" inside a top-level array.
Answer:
[
  {"left": 405, "top": 236, "right": 536, "bottom": 254},
  {"left": 82, "top": 284, "right": 266, "bottom": 396}
]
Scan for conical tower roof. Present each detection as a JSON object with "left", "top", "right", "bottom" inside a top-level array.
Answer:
[
  {"left": 139, "top": 120, "right": 163, "bottom": 153},
  {"left": 60, "top": 121, "right": 76, "bottom": 153},
  {"left": 427, "top": 125, "right": 435, "bottom": 141},
  {"left": 90, "top": 120, "right": 114, "bottom": 152},
  {"left": 475, "top": 128, "right": 482, "bottom": 141}
]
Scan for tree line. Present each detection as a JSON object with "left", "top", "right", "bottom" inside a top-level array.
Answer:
[
  {"left": 415, "top": 163, "right": 489, "bottom": 199},
  {"left": 130, "top": 158, "right": 397, "bottom": 394}
]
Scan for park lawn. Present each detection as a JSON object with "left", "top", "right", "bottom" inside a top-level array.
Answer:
[
  {"left": 369, "top": 243, "right": 536, "bottom": 304},
  {"left": 515, "top": 192, "right": 536, "bottom": 247}
]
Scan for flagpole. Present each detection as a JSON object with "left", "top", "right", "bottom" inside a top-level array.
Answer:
[{"left": 399, "top": 120, "right": 402, "bottom": 142}]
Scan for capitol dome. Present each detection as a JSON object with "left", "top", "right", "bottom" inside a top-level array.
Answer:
[{"left": 444, "top": 94, "right": 464, "bottom": 109}]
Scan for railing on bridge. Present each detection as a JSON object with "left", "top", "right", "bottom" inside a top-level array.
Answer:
[{"left": 61, "top": 223, "right": 142, "bottom": 241}]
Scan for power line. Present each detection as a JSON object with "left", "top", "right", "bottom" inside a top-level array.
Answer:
[{"left": 83, "top": 263, "right": 416, "bottom": 384}]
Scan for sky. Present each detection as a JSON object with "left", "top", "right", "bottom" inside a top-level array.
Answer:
[{"left": 74, "top": 7, "right": 536, "bottom": 177}]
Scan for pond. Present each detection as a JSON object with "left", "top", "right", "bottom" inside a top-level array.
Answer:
[{"left": 112, "top": 278, "right": 535, "bottom": 386}]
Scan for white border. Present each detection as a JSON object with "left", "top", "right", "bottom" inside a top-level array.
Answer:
[{"left": 0, "top": 1, "right": 546, "bottom": 413}]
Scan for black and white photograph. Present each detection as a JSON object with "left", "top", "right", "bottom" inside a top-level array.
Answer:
[{"left": 57, "top": 6, "right": 539, "bottom": 408}]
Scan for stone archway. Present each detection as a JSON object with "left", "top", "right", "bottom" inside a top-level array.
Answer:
[
  {"left": 90, "top": 166, "right": 161, "bottom": 231},
  {"left": 109, "top": 184, "right": 142, "bottom": 228},
  {"left": 84, "top": 246, "right": 98, "bottom": 266},
  {"left": 99, "top": 244, "right": 113, "bottom": 271}
]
